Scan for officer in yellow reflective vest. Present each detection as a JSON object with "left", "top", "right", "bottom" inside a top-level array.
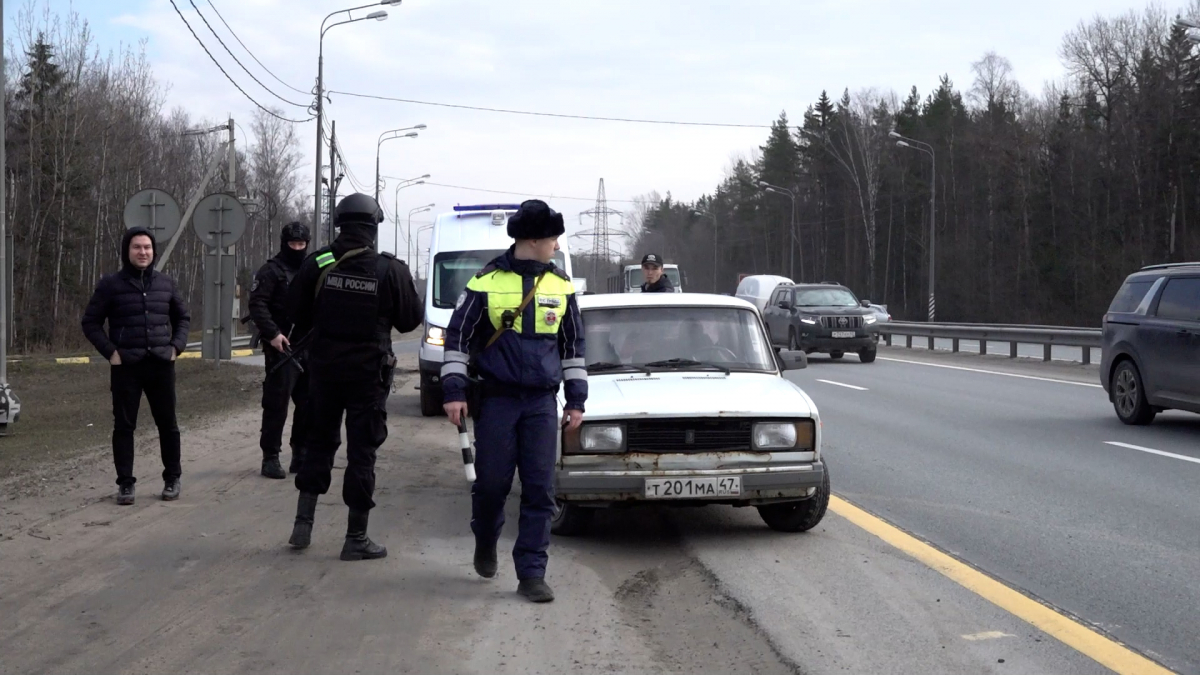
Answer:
[{"left": 442, "top": 199, "right": 586, "bottom": 604}]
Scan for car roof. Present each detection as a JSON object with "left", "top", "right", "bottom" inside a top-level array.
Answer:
[
  {"left": 579, "top": 293, "right": 757, "bottom": 311},
  {"left": 1126, "top": 262, "right": 1200, "bottom": 280},
  {"left": 429, "top": 207, "right": 571, "bottom": 256},
  {"left": 781, "top": 282, "right": 852, "bottom": 291}
]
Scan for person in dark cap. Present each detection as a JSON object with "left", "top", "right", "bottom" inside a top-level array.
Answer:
[
  {"left": 81, "top": 227, "right": 190, "bottom": 505},
  {"left": 441, "top": 199, "right": 587, "bottom": 604},
  {"left": 639, "top": 253, "right": 674, "bottom": 293},
  {"left": 249, "top": 221, "right": 312, "bottom": 480},
  {"left": 284, "top": 193, "right": 423, "bottom": 561}
]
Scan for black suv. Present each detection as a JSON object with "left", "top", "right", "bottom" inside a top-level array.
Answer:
[
  {"left": 762, "top": 283, "right": 880, "bottom": 363},
  {"left": 1101, "top": 262, "right": 1200, "bottom": 425}
]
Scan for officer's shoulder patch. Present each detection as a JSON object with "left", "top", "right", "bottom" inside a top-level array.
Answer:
[
  {"left": 550, "top": 266, "right": 570, "bottom": 281},
  {"left": 250, "top": 278, "right": 259, "bottom": 292},
  {"left": 455, "top": 291, "right": 467, "bottom": 310},
  {"left": 474, "top": 263, "right": 499, "bottom": 278}
]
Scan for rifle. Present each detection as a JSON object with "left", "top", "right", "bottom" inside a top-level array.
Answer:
[{"left": 265, "top": 329, "right": 314, "bottom": 376}]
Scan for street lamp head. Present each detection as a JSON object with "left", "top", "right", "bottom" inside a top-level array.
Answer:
[
  {"left": 420, "top": 174, "right": 431, "bottom": 179},
  {"left": 380, "top": 0, "right": 402, "bottom": 4},
  {"left": 756, "top": 180, "right": 769, "bottom": 188},
  {"left": 888, "top": 131, "right": 901, "bottom": 139},
  {"left": 414, "top": 124, "right": 427, "bottom": 130},
  {"left": 366, "top": 10, "right": 388, "bottom": 20},
  {"left": 404, "top": 132, "right": 418, "bottom": 138},
  {"left": 1177, "top": 17, "right": 1200, "bottom": 29},
  {"left": 896, "top": 140, "right": 911, "bottom": 148}
]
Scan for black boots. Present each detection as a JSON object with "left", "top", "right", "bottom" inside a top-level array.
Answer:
[
  {"left": 474, "top": 540, "right": 498, "bottom": 578},
  {"left": 162, "top": 480, "right": 181, "bottom": 501},
  {"left": 116, "top": 484, "right": 135, "bottom": 506},
  {"left": 518, "top": 578, "right": 555, "bottom": 603},
  {"left": 289, "top": 492, "right": 318, "bottom": 548},
  {"left": 288, "top": 447, "right": 306, "bottom": 475},
  {"left": 262, "top": 454, "right": 286, "bottom": 480},
  {"left": 340, "top": 509, "right": 387, "bottom": 561}
]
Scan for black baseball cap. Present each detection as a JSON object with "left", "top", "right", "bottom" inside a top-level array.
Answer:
[{"left": 641, "top": 253, "right": 663, "bottom": 267}]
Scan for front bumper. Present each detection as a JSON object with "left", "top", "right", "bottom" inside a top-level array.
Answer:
[
  {"left": 796, "top": 332, "right": 877, "bottom": 352},
  {"left": 556, "top": 455, "right": 826, "bottom": 506}
]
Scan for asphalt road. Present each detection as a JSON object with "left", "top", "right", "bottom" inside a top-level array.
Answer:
[
  {"left": 0, "top": 352, "right": 1122, "bottom": 674},
  {"left": 787, "top": 347, "right": 1200, "bottom": 673}
]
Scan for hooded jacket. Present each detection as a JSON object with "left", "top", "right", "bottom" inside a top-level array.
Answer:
[
  {"left": 81, "top": 227, "right": 191, "bottom": 363},
  {"left": 248, "top": 238, "right": 308, "bottom": 346}
]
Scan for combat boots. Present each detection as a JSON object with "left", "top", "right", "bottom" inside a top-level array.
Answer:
[
  {"left": 288, "top": 492, "right": 318, "bottom": 548},
  {"left": 261, "top": 453, "right": 286, "bottom": 480},
  {"left": 340, "top": 509, "right": 387, "bottom": 561}
]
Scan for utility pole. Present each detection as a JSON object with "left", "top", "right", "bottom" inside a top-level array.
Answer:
[
  {"left": 328, "top": 121, "right": 337, "bottom": 240},
  {"left": 0, "top": 0, "right": 19, "bottom": 434}
]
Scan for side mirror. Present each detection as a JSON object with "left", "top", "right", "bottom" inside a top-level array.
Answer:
[
  {"left": 778, "top": 300, "right": 792, "bottom": 310},
  {"left": 860, "top": 299, "right": 871, "bottom": 307},
  {"left": 778, "top": 349, "right": 808, "bottom": 371}
]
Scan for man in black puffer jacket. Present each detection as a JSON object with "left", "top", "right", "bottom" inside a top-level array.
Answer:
[{"left": 82, "top": 227, "right": 191, "bottom": 506}]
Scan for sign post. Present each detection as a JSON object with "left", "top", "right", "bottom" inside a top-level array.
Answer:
[{"left": 193, "top": 193, "right": 246, "bottom": 366}]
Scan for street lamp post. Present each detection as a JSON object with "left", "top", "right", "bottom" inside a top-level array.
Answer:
[
  {"left": 313, "top": 1, "right": 396, "bottom": 248},
  {"left": 393, "top": 174, "right": 429, "bottom": 255},
  {"left": 691, "top": 209, "right": 718, "bottom": 292},
  {"left": 412, "top": 220, "right": 435, "bottom": 278},
  {"left": 889, "top": 130, "right": 936, "bottom": 321},
  {"left": 757, "top": 181, "right": 800, "bottom": 281},
  {"left": 374, "top": 124, "right": 425, "bottom": 202},
  {"left": 407, "top": 205, "right": 435, "bottom": 267}
]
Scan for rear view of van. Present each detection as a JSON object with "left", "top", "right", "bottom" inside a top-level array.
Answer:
[
  {"left": 736, "top": 274, "right": 794, "bottom": 312},
  {"left": 416, "top": 204, "right": 574, "bottom": 416}
]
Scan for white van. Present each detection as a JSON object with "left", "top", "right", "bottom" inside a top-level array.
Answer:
[
  {"left": 417, "top": 204, "right": 575, "bottom": 416},
  {"left": 736, "top": 274, "right": 794, "bottom": 312},
  {"left": 606, "top": 263, "right": 683, "bottom": 293}
]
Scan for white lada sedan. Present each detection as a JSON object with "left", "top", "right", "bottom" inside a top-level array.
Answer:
[{"left": 552, "top": 293, "right": 829, "bottom": 535}]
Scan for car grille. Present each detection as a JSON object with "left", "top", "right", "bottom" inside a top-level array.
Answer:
[
  {"left": 820, "top": 315, "right": 864, "bottom": 329},
  {"left": 626, "top": 419, "right": 752, "bottom": 453}
]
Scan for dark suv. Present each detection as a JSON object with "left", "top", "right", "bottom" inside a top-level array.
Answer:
[
  {"left": 762, "top": 283, "right": 880, "bottom": 363},
  {"left": 1101, "top": 262, "right": 1200, "bottom": 425}
]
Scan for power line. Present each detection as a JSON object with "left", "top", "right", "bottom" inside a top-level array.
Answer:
[
  {"left": 327, "top": 90, "right": 774, "bottom": 129},
  {"left": 167, "top": 0, "right": 313, "bottom": 124},
  {"left": 417, "top": 180, "right": 639, "bottom": 204},
  {"left": 188, "top": 0, "right": 308, "bottom": 109},
  {"left": 205, "top": 0, "right": 311, "bottom": 96}
]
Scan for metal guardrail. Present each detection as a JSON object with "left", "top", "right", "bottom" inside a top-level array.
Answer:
[
  {"left": 184, "top": 335, "right": 252, "bottom": 353},
  {"left": 878, "top": 321, "right": 1102, "bottom": 365}
]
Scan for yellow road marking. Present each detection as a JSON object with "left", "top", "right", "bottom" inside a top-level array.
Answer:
[
  {"left": 231, "top": 349, "right": 253, "bottom": 358},
  {"left": 55, "top": 356, "right": 90, "bottom": 364},
  {"left": 829, "top": 496, "right": 1174, "bottom": 674},
  {"left": 176, "top": 352, "right": 200, "bottom": 359}
]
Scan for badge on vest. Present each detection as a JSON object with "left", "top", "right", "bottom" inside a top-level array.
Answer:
[
  {"left": 537, "top": 295, "right": 562, "bottom": 308},
  {"left": 456, "top": 291, "right": 467, "bottom": 310},
  {"left": 325, "top": 273, "right": 378, "bottom": 295},
  {"left": 544, "top": 310, "right": 558, "bottom": 326}
]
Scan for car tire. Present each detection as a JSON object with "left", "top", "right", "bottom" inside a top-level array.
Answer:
[
  {"left": 1111, "top": 360, "right": 1156, "bottom": 426},
  {"left": 788, "top": 329, "right": 799, "bottom": 351},
  {"left": 757, "top": 464, "right": 831, "bottom": 533},
  {"left": 829, "top": 351, "right": 844, "bottom": 360},
  {"left": 551, "top": 500, "right": 593, "bottom": 536},
  {"left": 419, "top": 378, "right": 443, "bottom": 417},
  {"left": 858, "top": 347, "right": 877, "bottom": 363}
]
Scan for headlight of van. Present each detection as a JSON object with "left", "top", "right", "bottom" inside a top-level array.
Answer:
[{"left": 425, "top": 325, "right": 445, "bottom": 346}]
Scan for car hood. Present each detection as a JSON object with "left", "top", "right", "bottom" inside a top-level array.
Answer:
[{"left": 572, "top": 372, "right": 816, "bottom": 420}]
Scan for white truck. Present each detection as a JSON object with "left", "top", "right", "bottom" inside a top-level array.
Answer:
[{"left": 417, "top": 204, "right": 575, "bottom": 416}]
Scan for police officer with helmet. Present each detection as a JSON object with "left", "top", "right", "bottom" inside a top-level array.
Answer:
[
  {"left": 249, "top": 221, "right": 312, "bottom": 480},
  {"left": 285, "top": 193, "right": 424, "bottom": 561},
  {"left": 442, "top": 199, "right": 587, "bottom": 604}
]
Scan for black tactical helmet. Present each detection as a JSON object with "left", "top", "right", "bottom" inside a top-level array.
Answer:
[
  {"left": 281, "top": 221, "right": 311, "bottom": 243},
  {"left": 335, "top": 193, "right": 384, "bottom": 226}
]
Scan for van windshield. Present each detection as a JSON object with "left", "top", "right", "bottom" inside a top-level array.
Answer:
[
  {"left": 626, "top": 266, "right": 681, "bottom": 289},
  {"left": 432, "top": 249, "right": 567, "bottom": 309}
]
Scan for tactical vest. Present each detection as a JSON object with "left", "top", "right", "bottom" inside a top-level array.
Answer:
[
  {"left": 467, "top": 268, "right": 574, "bottom": 339},
  {"left": 313, "top": 248, "right": 392, "bottom": 343}
]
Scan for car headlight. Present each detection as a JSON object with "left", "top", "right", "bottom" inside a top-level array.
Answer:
[
  {"left": 800, "top": 317, "right": 818, "bottom": 325},
  {"left": 564, "top": 423, "right": 625, "bottom": 454},
  {"left": 425, "top": 325, "right": 445, "bottom": 346},
  {"left": 753, "top": 421, "right": 815, "bottom": 450},
  {"left": 864, "top": 315, "right": 877, "bottom": 324}
]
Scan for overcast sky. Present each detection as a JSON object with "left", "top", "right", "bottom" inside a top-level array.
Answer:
[{"left": 12, "top": 0, "right": 1191, "bottom": 258}]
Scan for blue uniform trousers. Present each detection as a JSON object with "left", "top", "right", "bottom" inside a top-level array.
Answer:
[{"left": 470, "top": 389, "right": 558, "bottom": 580}]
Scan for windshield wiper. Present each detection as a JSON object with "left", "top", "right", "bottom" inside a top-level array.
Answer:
[
  {"left": 641, "top": 358, "right": 731, "bottom": 375},
  {"left": 587, "top": 361, "right": 651, "bottom": 375}
]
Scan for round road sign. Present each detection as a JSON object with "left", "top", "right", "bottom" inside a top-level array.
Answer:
[
  {"left": 192, "top": 193, "right": 247, "bottom": 248},
  {"left": 123, "top": 188, "right": 182, "bottom": 244}
]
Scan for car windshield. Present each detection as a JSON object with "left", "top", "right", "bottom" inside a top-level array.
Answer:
[
  {"left": 583, "top": 306, "right": 776, "bottom": 371},
  {"left": 794, "top": 288, "right": 859, "bottom": 307},
  {"left": 432, "top": 249, "right": 567, "bottom": 309}
]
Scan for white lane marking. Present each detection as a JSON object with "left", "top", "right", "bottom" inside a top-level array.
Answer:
[
  {"left": 962, "top": 631, "right": 1015, "bottom": 641},
  {"left": 1104, "top": 441, "right": 1200, "bottom": 466},
  {"left": 816, "top": 379, "right": 868, "bottom": 391},
  {"left": 878, "top": 356, "right": 1103, "bottom": 388}
]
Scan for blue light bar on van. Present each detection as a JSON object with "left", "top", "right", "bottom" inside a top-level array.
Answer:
[{"left": 452, "top": 204, "right": 520, "bottom": 212}]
